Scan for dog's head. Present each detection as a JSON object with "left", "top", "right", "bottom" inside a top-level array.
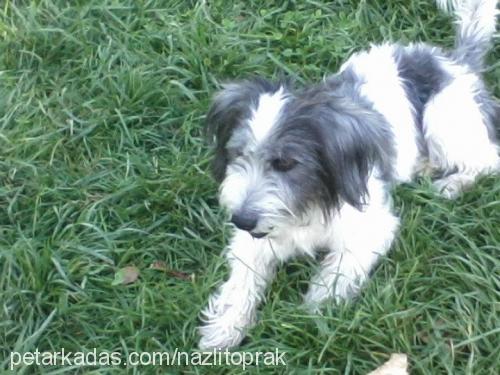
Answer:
[{"left": 206, "top": 77, "right": 393, "bottom": 238}]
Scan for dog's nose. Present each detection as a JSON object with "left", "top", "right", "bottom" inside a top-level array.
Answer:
[{"left": 231, "top": 212, "right": 258, "bottom": 232}]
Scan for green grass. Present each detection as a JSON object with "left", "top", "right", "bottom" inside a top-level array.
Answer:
[{"left": 0, "top": 0, "right": 499, "bottom": 373}]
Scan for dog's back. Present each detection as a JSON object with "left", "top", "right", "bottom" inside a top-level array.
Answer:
[{"left": 338, "top": 0, "right": 499, "bottom": 197}]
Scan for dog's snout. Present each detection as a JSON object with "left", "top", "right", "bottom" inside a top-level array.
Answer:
[{"left": 231, "top": 212, "right": 258, "bottom": 232}]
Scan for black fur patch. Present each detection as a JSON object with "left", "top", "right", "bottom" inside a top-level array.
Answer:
[
  {"left": 272, "top": 69, "right": 396, "bottom": 210},
  {"left": 394, "top": 45, "right": 451, "bottom": 129}
]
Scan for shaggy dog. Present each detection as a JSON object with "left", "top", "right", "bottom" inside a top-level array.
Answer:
[{"left": 199, "top": 0, "right": 499, "bottom": 349}]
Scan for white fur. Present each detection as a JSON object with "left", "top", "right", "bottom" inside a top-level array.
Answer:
[
  {"left": 423, "top": 61, "right": 499, "bottom": 197},
  {"left": 218, "top": 163, "right": 256, "bottom": 213},
  {"left": 437, "top": 0, "right": 499, "bottom": 39},
  {"left": 436, "top": 0, "right": 462, "bottom": 11},
  {"left": 248, "top": 88, "right": 288, "bottom": 143},
  {"left": 304, "top": 176, "right": 399, "bottom": 307},
  {"left": 341, "top": 44, "right": 420, "bottom": 182},
  {"left": 199, "top": 230, "right": 280, "bottom": 349}
]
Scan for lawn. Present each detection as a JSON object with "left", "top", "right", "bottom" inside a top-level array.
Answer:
[{"left": 0, "top": 0, "right": 499, "bottom": 373}]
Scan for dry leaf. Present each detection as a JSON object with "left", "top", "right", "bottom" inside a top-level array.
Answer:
[
  {"left": 149, "top": 260, "right": 191, "bottom": 281},
  {"left": 367, "top": 354, "right": 408, "bottom": 375},
  {"left": 112, "top": 266, "right": 140, "bottom": 285},
  {"left": 166, "top": 269, "right": 191, "bottom": 281}
]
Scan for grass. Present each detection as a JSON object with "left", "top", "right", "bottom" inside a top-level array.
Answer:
[{"left": 0, "top": 0, "right": 499, "bottom": 373}]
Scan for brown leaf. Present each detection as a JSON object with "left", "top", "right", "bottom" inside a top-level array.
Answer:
[
  {"left": 149, "top": 260, "right": 191, "bottom": 281},
  {"left": 166, "top": 269, "right": 191, "bottom": 281}
]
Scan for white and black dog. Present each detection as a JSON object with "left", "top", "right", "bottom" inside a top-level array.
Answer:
[{"left": 199, "top": 0, "right": 500, "bottom": 349}]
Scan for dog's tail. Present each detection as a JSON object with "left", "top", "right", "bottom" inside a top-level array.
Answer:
[{"left": 436, "top": 0, "right": 498, "bottom": 71}]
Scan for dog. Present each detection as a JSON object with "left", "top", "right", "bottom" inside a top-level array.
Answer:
[{"left": 198, "top": 0, "right": 500, "bottom": 349}]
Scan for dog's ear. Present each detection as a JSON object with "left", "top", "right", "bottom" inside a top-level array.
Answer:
[
  {"left": 205, "top": 83, "right": 253, "bottom": 181},
  {"left": 312, "top": 99, "right": 394, "bottom": 209},
  {"left": 205, "top": 79, "right": 277, "bottom": 181}
]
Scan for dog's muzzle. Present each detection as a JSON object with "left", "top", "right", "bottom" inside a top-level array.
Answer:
[{"left": 230, "top": 211, "right": 268, "bottom": 238}]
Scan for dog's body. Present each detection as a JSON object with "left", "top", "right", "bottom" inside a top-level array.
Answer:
[{"left": 199, "top": 0, "right": 500, "bottom": 349}]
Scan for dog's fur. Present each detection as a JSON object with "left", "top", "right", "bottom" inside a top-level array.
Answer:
[{"left": 199, "top": 0, "right": 500, "bottom": 349}]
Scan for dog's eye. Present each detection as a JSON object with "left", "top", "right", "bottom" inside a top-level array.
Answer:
[{"left": 271, "top": 157, "right": 297, "bottom": 172}]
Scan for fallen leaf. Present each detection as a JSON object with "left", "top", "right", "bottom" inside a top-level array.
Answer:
[
  {"left": 112, "top": 266, "right": 140, "bottom": 286},
  {"left": 149, "top": 260, "right": 191, "bottom": 281},
  {"left": 166, "top": 269, "right": 191, "bottom": 281},
  {"left": 367, "top": 354, "right": 408, "bottom": 375}
]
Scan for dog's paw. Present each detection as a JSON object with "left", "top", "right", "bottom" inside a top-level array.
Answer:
[
  {"left": 304, "top": 278, "right": 359, "bottom": 308},
  {"left": 303, "top": 284, "right": 331, "bottom": 309},
  {"left": 198, "top": 319, "right": 246, "bottom": 350},
  {"left": 301, "top": 298, "right": 324, "bottom": 315},
  {"left": 198, "top": 292, "right": 255, "bottom": 350},
  {"left": 433, "top": 174, "right": 474, "bottom": 199}
]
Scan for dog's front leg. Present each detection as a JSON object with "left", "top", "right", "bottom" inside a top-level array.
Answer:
[
  {"left": 198, "top": 229, "right": 279, "bottom": 349},
  {"left": 304, "top": 184, "right": 400, "bottom": 308}
]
